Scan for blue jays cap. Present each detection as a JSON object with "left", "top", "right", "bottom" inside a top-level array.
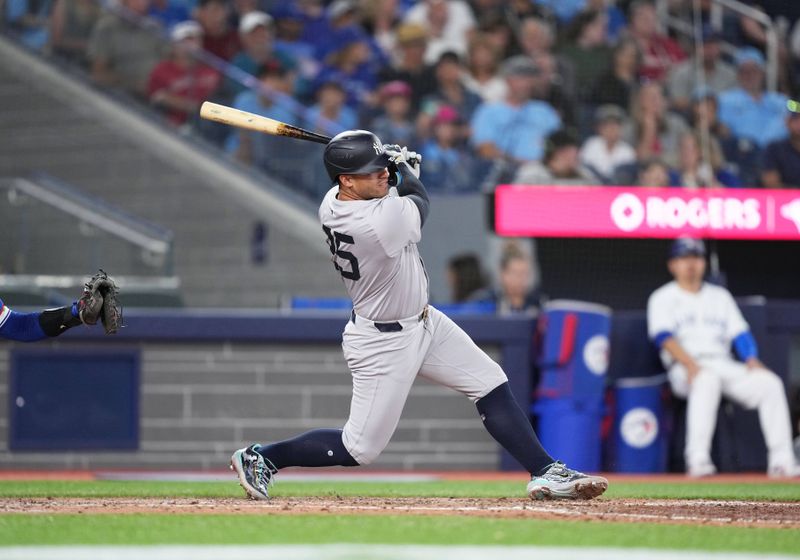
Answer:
[{"left": 669, "top": 237, "right": 706, "bottom": 259}]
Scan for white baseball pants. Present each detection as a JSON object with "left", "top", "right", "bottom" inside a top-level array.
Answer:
[
  {"left": 668, "top": 357, "right": 796, "bottom": 472},
  {"left": 340, "top": 305, "right": 508, "bottom": 465}
]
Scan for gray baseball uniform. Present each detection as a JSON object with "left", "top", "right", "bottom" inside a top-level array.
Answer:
[{"left": 319, "top": 186, "right": 507, "bottom": 464}]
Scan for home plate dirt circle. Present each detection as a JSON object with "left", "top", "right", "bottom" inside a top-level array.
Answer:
[{"left": 3, "top": 497, "right": 799, "bottom": 528}]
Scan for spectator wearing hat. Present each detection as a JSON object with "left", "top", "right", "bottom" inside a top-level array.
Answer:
[
  {"left": 294, "top": 0, "right": 333, "bottom": 56},
  {"left": 471, "top": 55, "right": 561, "bottom": 163},
  {"left": 88, "top": 0, "right": 165, "bottom": 97},
  {"left": 194, "top": 0, "right": 240, "bottom": 61},
  {"left": 628, "top": 0, "right": 687, "bottom": 82},
  {"left": 403, "top": 0, "right": 476, "bottom": 64},
  {"left": 718, "top": 47, "right": 789, "bottom": 149},
  {"left": 761, "top": 102, "right": 800, "bottom": 188},
  {"left": 667, "top": 28, "right": 737, "bottom": 114},
  {"left": 647, "top": 237, "right": 798, "bottom": 478},
  {"left": 463, "top": 33, "right": 506, "bottom": 102},
  {"left": 147, "top": 21, "right": 221, "bottom": 126},
  {"left": 305, "top": 79, "right": 358, "bottom": 134},
  {"left": 378, "top": 22, "right": 437, "bottom": 111},
  {"left": 623, "top": 81, "right": 690, "bottom": 168},
  {"left": 513, "top": 128, "right": 597, "bottom": 185},
  {"left": 272, "top": 4, "right": 315, "bottom": 64},
  {"left": 419, "top": 105, "right": 477, "bottom": 193},
  {"left": 579, "top": 105, "right": 636, "bottom": 184},
  {"left": 314, "top": 26, "right": 379, "bottom": 108},
  {"left": 369, "top": 80, "right": 416, "bottom": 146},
  {"left": 417, "top": 51, "right": 482, "bottom": 138},
  {"left": 227, "top": 11, "right": 296, "bottom": 97},
  {"left": 225, "top": 59, "right": 297, "bottom": 163}
]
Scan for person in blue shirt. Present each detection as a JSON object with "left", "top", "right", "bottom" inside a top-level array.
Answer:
[
  {"left": 420, "top": 105, "right": 477, "bottom": 193},
  {"left": 305, "top": 79, "right": 358, "bottom": 135},
  {"left": 225, "top": 59, "right": 299, "bottom": 161},
  {"left": 717, "top": 47, "right": 788, "bottom": 148},
  {"left": 470, "top": 55, "right": 561, "bottom": 163}
]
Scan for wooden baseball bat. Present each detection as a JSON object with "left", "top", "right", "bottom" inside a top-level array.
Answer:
[{"left": 199, "top": 101, "right": 332, "bottom": 144}]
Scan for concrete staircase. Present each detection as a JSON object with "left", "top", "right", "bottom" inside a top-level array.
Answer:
[{"left": 0, "top": 38, "right": 344, "bottom": 308}]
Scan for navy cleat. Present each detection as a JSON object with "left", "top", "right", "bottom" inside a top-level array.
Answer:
[
  {"left": 230, "top": 445, "right": 277, "bottom": 500},
  {"left": 527, "top": 461, "right": 608, "bottom": 500}
]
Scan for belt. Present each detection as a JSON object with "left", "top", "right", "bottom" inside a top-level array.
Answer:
[{"left": 350, "top": 306, "right": 429, "bottom": 333}]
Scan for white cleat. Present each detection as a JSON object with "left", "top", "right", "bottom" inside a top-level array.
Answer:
[{"left": 527, "top": 461, "right": 608, "bottom": 500}]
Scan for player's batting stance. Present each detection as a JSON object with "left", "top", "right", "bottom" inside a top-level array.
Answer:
[
  {"left": 0, "top": 271, "right": 121, "bottom": 341},
  {"left": 231, "top": 130, "right": 608, "bottom": 500}
]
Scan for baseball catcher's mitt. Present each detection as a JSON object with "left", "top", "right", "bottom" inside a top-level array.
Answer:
[{"left": 78, "top": 270, "right": 122, "bottom": 334}]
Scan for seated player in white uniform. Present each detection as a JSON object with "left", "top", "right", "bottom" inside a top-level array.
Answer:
[
  {"left": 647, "top": 238, "right": 799, "bottom": 477},
  {"left": 230, "top": 130, "right": 609, "bottom": 500}
]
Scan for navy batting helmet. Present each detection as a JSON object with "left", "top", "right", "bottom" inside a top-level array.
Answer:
[{"left": 323, "top": 130, "right": 391, "bottom": 183}]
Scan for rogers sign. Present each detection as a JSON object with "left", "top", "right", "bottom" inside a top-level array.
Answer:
[{"left": 494, "top": 185, "right": 800, "bottom": 240}]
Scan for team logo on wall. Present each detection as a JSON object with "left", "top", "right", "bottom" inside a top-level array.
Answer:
[
  {"left": 583, "top": 335, "right": 609, "bottom": 376},
  {"left": 620, "top": 407, "right": 659, "bottom": 449}
]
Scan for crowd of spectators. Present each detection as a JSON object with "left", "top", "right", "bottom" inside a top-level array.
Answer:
[{"left": 4, "top": 0, "right": 800, "bottom": 198}]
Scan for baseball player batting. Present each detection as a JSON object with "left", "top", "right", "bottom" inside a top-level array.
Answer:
[
  {"left": 230, "top": 130, "right": 608, "bottom": 500},
  {"left": 648, "top": 238, "right": 799, "bottom": 477}
]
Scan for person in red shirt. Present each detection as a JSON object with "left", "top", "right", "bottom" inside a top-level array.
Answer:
[
  {"left": 194, "top": 0, "right": 240, "bottom": 61},
  {"left": 628, "top": 0, "right": 686, "bottom": 82},
  {"left": 148, "top": 21, "right": 221, "bottom": 126}
]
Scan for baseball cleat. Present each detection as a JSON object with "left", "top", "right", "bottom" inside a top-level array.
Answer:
[
  {"left": 767, "top": 463, "right": 800, "bottom": 478},
  {"left": 527, "top": 461, "right": 608, "bottom": 500},
  {"left": 230, "top": 445, "right": 277, "bottom": 500}
]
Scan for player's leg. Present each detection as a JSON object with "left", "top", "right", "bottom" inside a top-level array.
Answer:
[
  {"left": 669, "top": 363, "right": 722, "bottom": 476},
  {"left": 338, "top": 318, "right": 430, "bottom": 465},
  {"left": 718, "top": 361, "right": 798, "bottom": 477},
  {"left": 417, "top": 306, "right": 607, "bottom": 499},
  {"left": 232, "top": 318, "right": 429, "bottom": 499}
]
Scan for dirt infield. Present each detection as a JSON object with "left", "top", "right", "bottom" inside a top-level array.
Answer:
[{"left": 2, "top": 496, "right": 798, "bottom": 528}]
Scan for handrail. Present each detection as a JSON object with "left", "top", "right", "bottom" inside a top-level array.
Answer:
[
  {"left": 708, "top": 0, "right": 779, "bottom": 92},
  {"left": 1, "top": 175, "right": 173, "bottom": 256},
  {"left": 657, "top": 0, "right": 779, "bottom": 91},
  {"left": 0, "top": 274, "right": 180, "bottom": 291}
]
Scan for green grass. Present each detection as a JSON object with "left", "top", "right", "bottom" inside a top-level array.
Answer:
[
  {"left": 1, "top": 480, "right": 799, "bottom": 501},
  {"left": 0, "top": 515, "right": 798, "bottom": 552},
  {"left": 1, "top": 480, "right": 799, "bottom": 552}
]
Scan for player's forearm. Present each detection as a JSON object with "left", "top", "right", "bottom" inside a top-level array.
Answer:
[
  {"left": 394, "top": 162, "right": 430, "bottom": 225},
  {"left": 0, "top": 305, "right": 84, "bottom": 342},
  {"left": 661, "top": 337, "right": 697, "bottom": 368}
]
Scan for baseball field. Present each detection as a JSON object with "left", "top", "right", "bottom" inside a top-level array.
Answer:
[{"left": 0, "top": 471, "right": 798, "bottom": 559}]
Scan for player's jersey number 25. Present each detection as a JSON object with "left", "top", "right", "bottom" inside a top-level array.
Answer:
[{"left": 323, "top": 225, "right": 361, "bottom": 281}]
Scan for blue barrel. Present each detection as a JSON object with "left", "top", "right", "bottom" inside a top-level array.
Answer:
[
  {"left": 537, "top": 300, "right": 612, "bottom": 401},
  {"left": 533, "top": 398, "right": 604, "bottom": 473},
  {"left": 612, "top": 376, "right": 667, "bottom": 473}
]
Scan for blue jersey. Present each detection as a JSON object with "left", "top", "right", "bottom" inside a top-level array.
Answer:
[{"left": 0, "top": 296, "right": 47, "bottom": 342}]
